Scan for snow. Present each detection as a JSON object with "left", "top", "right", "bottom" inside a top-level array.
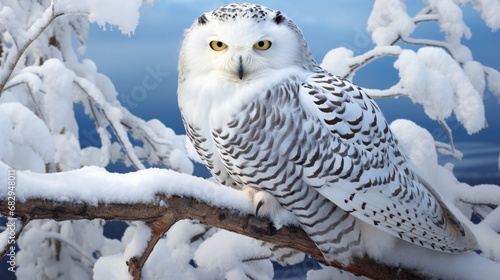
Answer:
[
  {"left": 0, "top": 102, "right": 55, "bottom": 172},
  {"left": 392, "top": 47, "right": 486, "bottom": 134},
  {"left": 427, "top": 0, "right": 471, "bottom": 43},
  {"left": 86, "top": 0, "right": 142, "bottom": 35},
  {"left": 166, "top": 220, "right": 208, "bottom": 266},
  {"left": 0, "top": 161, "right": 253, "bottom": 214},
  {"left": 141, "top": 238, "right": 194, "bottom": 280},
  {"left": 485, "top": 66, "right": 500, "bottom": 98},
  {"left": 55, "top": 0, "right": 143, "bottom": 35},
  {"left": 463, "top": 60, "right": 486, "bottom": 97},
  {"left": 94, "top": 220, "right": 277, "bottom": 280},
  {"left": 394, "top": 49, "right": 455, "bottom": 121},
  {"left": 418, "top": 48, "right": 486, "bottom": 134},
  {"left": 465, "top": 0, "right": 500, "bottom": 30},
  {"left": 320, "top": 47, "right": 354, "bottom": 78},
  {"left": 15, "top": 220, "right": 96, "bottom": 280},
  {"left": 39, "top": 60, "right": 78, "bottom": 135},
  {"left": 123, "top": 222, "right": 151, "bottom": 260},
  {"left": 6, "top": 72, "right": 43, "bottom": 95},
  {"left": 390, "top": 119, "right": 438, "bottom": 174},
  {"left": 144, "top": 119, "right": 194, "bottom": 174},
  {"left": 93, "top": 253, "right": 132, "bottom": 280},
  {"left": 367, "top": 0, "right": 415, "bottom": 45},
  {"left": 194, "top": 230, "right": 274, "bottom": 280},
  {"left": 382, "top": 244, "right": 500, "bottom": 280}
]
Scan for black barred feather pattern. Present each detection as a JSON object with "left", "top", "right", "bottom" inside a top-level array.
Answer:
[{"left": 178, "top": 3, "right": 477, "bottom": 264}]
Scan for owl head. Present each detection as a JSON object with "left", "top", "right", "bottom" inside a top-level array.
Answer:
[{"left": 179, "top": 3, "right": 316, "bottom": 84}]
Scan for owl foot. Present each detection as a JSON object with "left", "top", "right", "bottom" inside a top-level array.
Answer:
[{"left": 243, "top": 187, "right": 281, "bottom": 218}]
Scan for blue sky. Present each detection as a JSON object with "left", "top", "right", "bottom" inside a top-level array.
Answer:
[{"left": 81, "top": 1, "right": 500, "bottom": 182}]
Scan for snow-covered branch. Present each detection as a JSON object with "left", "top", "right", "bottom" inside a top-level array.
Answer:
[
  {"left": 1, "top": 161, "right": 500, "bottom": 279},
  {"left": 0, "top": 164, "right": 430, "bottom": 280}
]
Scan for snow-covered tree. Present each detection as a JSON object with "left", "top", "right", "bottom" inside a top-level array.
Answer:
[{"left": 1, "top": 0, "right": 499, "bottom": 279}]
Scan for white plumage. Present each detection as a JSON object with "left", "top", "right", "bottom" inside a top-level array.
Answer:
[{"left": 178, "top": 3, "right": 477, "bottom": 262}]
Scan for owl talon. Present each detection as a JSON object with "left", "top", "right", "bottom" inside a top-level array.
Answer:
[
  {"left": 243, "top": 187, "right": 281, "bottom": 218},
  {"left": 256, "top": 200, "right": 264, "bottom": 216}
]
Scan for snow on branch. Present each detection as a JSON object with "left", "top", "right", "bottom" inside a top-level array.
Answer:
[
  {"left": 0, "top": 163, "right": 430, "bottom": 280},
  {"left": 1, "top": 161, "right": 500, "bottom": 279},
  {"left": 73, "top": 77, "right": 145, "bottom": 170},
  {"left": 0, "top": 0, "right": 62, "bottom": 93},
  {"left": 0, "top": 0, "right": 189, "bottom": 175},
  {"left": 0, "top": 0, "right": 146, "bottom": 95},
  {"left": 322, "top": 0, "right": 500, "bottom": 152}
]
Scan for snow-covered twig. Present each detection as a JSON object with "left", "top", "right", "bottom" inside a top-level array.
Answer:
[
  {"left": 344, "top": 46, "right": 401, "bottom": 79},
  {"left": 413, "top": 13, "right": 439, "bottom": 24},
  {"left": 435, "top": 140, "right": 463, "bottom": 159},
  {"left": 3, "top": 79, "right": 47, "bottom": 122},
  {"left": 0, "top": 1, "right": 62, "bottom": 94},
  {"left": 400, "top": 36, "right": 453, "bottom": 57},
  {"left": 437, "top": 119, "right": 457, "bottom": 155},
  {"left": 364, "top": 83, "right": 404, "bottom": 98},
  {"left": 73, "top": 78, "right": 146, "bottom": 170}
]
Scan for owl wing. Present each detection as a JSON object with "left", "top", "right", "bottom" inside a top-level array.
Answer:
[{"left": 297, "top": 71, "right": 477, "bottom": 252}]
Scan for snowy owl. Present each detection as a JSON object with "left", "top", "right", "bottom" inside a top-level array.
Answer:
[{"left": 178, "top": 3, "right": 477, "bottom": 262}]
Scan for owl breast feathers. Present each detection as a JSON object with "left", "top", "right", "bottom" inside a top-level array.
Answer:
[{"left": 177, "top": 2, "right": 477, "bottom": 262}]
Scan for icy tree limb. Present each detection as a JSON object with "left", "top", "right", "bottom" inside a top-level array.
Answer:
[{"left": 0, "top": 194, "right": 427, "bottom": 279}]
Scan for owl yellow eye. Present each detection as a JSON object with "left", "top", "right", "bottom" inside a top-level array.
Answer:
[
  {"left": 254, "top": 40, "right": 272, "bottom": 50},
  {"left": 209, "top": 41, "right": 228, "bottom": 51}
]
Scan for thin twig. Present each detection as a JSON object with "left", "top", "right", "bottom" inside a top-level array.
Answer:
[
  {"left": 73, "top": 79, "right": 145, "bottom": 170},
  {"left": 400, "top": 36, "right": 454, "bottom": 58},
  {"left": 345, "top": 46, "right": 401, "bottom": 79}
]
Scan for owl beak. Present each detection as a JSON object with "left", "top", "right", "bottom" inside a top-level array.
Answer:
[{"left": 238, "top": 56, "right": 244, "bottom": 80}]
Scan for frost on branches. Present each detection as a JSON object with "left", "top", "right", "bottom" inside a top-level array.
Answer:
[{"left": 0, "top": 0, "right": 499, "bottom": 280}]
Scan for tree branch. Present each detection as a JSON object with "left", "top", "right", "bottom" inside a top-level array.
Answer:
[{"left": 0, "top": 194, "right": 427, "bottom": 280}]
